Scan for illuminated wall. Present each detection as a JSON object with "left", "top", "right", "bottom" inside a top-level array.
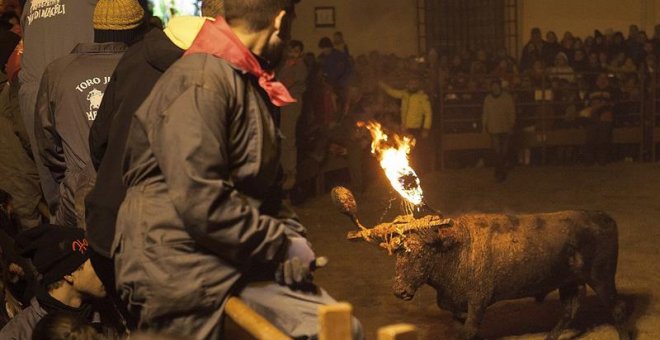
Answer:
[
  {"left": 292, "top": 0, "right": 660, "bottom": 58},
  {"left": 291, "top": 0, "right": 418, "bottom": 57}
]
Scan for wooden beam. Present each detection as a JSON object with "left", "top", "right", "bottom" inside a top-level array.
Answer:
[
  {"left": 224, "top": 297, "right": 289, "bottom": 340},
  {"left": 377, "top": 324, "right": 418, "bottom": 340},
  {"left": 319, "top": 303, "right": 353, "bottom": 340}
]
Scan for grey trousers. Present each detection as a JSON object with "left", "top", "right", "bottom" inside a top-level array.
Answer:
[{"left": 238, "top": 282, "right": 364, "bottom": 340}]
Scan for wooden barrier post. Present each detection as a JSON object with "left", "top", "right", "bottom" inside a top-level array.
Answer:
[
  {"left": 224, "top": 297, "right": 289, "bottom": 340},
  {"left": 319, "top": 302, "right": 353, "bottom": 340},
  {"left": 377, "top": 324, "right": 418, "bottom": 340}
]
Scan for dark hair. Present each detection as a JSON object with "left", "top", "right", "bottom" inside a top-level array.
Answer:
[
  {"left": 32, "top": 313, "right": 99, "bottom": 340},
  {"left": 289, "top": 40, "right": 304, "bottom": 51},
  {"left": 318, "top": 37, "right": 333, "bottom": 49},
  {"left": 225, "top": 0, "right": 294, "bottom": 32},
  {"left": 0, "top": 189, "right": 10, "bottom": 207},
  {"left": 202, "top": 0, "right": 225, "bottom": 17},
  {"left": 0, "top": 11, "right": 19, "bottom": 25}
]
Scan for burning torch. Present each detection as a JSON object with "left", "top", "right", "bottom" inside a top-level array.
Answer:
[{"left": 357, "top": 120, "right": 440, "bottom": 218}]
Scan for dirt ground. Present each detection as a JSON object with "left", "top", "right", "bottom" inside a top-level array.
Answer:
[{"left": 294, "top": 162, "right": 660, "bottom": 339}]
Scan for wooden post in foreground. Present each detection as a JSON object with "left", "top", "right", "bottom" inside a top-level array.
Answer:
[
  {"left": 319, "top": 302, "right": 353, "bottom": 340},
  {"left": 377, "top": 323, "right": 417, "bottom": 340},
  {"left": 224, "top": 297, "right": 289, "bottom": 340}
]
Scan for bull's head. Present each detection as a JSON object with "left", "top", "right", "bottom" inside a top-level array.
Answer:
[
  {"left": 331, "top": 186, "right": 457, "bottom": 301},
  {"left": 392, "top": 225, "right": 461, "bottom": 300}
]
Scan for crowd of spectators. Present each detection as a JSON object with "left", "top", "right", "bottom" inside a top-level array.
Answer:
[{"left": 286, "top": 24, "right": 660, "bottom": 192}]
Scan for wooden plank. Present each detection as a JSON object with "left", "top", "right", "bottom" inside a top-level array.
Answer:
[
  {"left": 377, "top": 324, "right": 418, "bottom": 340},
  {"left": 442, "top": 133, "right": 490, "bottom": 150},
  {"left": 224, "top": 297, "right": 289, "bottom": 340},
  {"left": 319, "top": 303, "right": 353, "bottom": 340},
  {"left": 613, "top": 127, "right": 642, "bottom": 144},
  {"left": 544, "top": 129, "right": 585, "bottom": 146}
]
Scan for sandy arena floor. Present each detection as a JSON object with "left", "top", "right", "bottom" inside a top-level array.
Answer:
[{"left": 295, "top": 163, "right": 660, "bottom": 339}]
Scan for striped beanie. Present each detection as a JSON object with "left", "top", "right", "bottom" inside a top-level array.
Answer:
[{"left": 93, "top": 0, "right": 146, "bottom": 44}]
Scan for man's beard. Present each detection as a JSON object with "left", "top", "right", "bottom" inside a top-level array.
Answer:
[{"left": 261, "top": 36, "right": 287, "bottom": 71}]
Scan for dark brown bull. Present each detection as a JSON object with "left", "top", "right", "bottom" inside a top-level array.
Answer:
[{"left": 332, "top": 187, "right": 629, "bottom": 340}]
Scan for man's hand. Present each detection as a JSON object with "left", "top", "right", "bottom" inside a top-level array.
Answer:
[{"left": 275, "top": 237, "right": 326, "bottom": 287}]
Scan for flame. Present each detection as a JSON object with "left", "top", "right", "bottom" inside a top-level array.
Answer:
[{"left": 358, "top": 121, "right": 423, "bottom": 206}]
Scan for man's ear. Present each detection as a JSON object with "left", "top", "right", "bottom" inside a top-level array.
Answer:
[
  {"left": 273, "top": 10, "right": 287, "bottom": 34},
  {"left": 63, "top": 274, "right": 74, "bottom": 285}
]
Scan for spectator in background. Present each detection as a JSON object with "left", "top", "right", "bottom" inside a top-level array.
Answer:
[
  {"left": 482, "top": 79, "right": 516, "bottom": 182},
  {"left": 560, "top": 31, "right": 575, "bottom": 62},
  {"left": 593, "top": 30, "right": 606, "bottom": 53},
  {"left": 522, "top": 28, "right": 545, "bottom": 70},
  {"left": 627, "top": 25, "right": 643, "bottom": 60},
  {"left": 379, "top": 75, "right": 433, "bottom": 172},
  {"left": 548, "top": 52, "right": 575, "bottom": 83},
  {"left": 584, "top": 52, "right": 603, "bottom": 85},
  {"left": 584, "top": 73, "right": 618, "bottom": 164},
  {"left": 490, "top": 58, "right": 519, "bottom": 89},
  {"left": 34, "top": 0, "right": 144, "bottom": 228},
  {"left": 652, "top": 24, "right": 660, "bottom": 53},
  {"left": 610, "top": 32, "right": 626, "bottom": 57},
  {"left": 333, "top": 31, "right": 349, "bottom": 55},
  {"left": 379, "top": 77, "right": 433, "bottom": 138},
  {"left": 318, "top": 36, "right": 352, "bottom": 119},
  {"left": 543, "top": 31, "right": 561, "bottom": 66},
  {"left": 450, "top": 54, "right": 469, "bottom": 75},
  {"left": 572, "top": 49, "right": 588, "bottom": 73},
  {"left": 18, "top": 0, "right": 99, "bottom": 215},
  {"left": 278, "top": 40, "right": 308, "bottom": 191}
]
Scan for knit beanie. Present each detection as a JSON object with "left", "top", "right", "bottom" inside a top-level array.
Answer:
[
  {"left": 17, "top": 225, "right": 90, "bottom": 286},
  {"left": 93, "top": 0, "right": 145, "bottom": 44}
]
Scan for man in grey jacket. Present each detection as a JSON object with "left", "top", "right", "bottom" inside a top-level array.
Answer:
[
  {"left": 482, "top": 79, "right": 516, "bottom": 182},
  {"left": 34, "top": 0, "right": 145, "bottom": 227},
  {"left": 19, "top": 0, "right": 99, "bottom": 215},
  {"left": 115, "top": 0, "right": 362, "bottom": 338},
  {"left": 0, "top": 225, "right": 106, "bottom": 339}
]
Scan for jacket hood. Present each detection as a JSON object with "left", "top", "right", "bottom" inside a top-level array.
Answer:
[{"left": 164, "top": 16, "right": 209, "bottom": 50}]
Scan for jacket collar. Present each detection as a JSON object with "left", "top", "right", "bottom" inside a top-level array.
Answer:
[
  {"left": 184, "top": 16, "right": 295, "bottom": 107},
  {"left": 71, "top": 42, "right": 128, "bottom": 55}
]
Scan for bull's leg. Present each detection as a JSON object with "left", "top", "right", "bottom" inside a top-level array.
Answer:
[
  {"left": 588, "top": 279, "right": 630, "bottom": 340},
  {"left": 546, "top": 284, "right": 584, "bottom": 340},
  {"left": 459, "top": 299, "right": 486, "bottom": 339}
]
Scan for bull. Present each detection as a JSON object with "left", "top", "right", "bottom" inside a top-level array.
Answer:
[{"left": 331, "top": 187, "right": 629, "bottom": 340}]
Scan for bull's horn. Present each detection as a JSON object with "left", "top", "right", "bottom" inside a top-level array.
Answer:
[{"left": 331, "top": 186, "right": 368, "bottom": 232}]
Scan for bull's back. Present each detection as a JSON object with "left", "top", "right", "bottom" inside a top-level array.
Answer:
[{"left": 455, "top": 210, "right": 617, "bottom": 301}]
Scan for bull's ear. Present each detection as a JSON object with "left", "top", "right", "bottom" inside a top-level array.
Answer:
[
  {"left": 420, "top": 226, "right": 442, "bottom": 245},
  {"left": 438, "top": 225, "right": 460, "bottom": 251}
]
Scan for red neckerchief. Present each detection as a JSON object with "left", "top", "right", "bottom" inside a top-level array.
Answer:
[{"left": 184, "top": 17, "right": 295, "bottom": 107}]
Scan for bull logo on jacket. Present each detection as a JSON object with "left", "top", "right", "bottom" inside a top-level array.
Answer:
[{"left": 85, "top": 88, "right": 104, "bottom": 121}]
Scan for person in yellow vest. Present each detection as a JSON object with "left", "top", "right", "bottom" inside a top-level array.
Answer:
[{"left": 378, "top": 76, "right": 433, "bottom": 172}]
